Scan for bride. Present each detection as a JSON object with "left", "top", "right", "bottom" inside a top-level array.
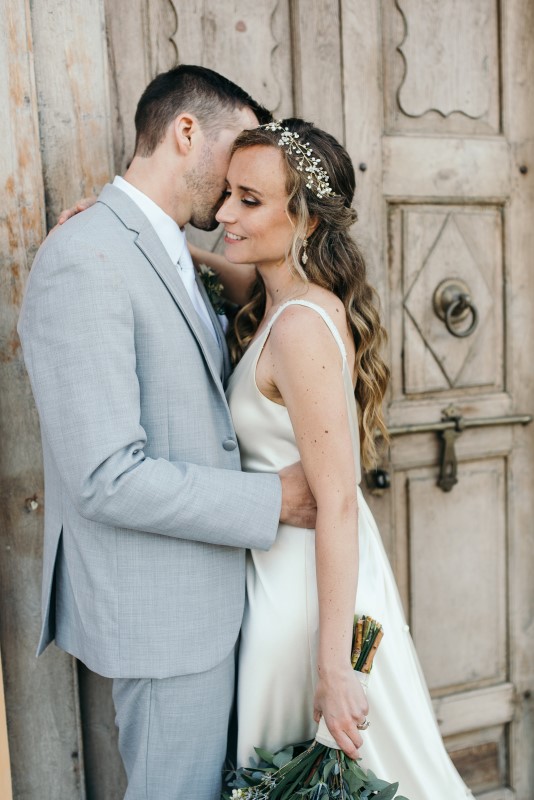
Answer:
[{"left": 200, "top": 118, "right": 472, "bottom": 798}]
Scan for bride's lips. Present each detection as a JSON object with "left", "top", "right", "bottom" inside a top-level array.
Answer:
[{"left": 223, "top": 230, "right": 246, "bottom": 244}]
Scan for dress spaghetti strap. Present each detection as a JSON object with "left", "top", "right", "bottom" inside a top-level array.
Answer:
[{"left": 265, "top": 299, "right": 348, "bottom": 364}]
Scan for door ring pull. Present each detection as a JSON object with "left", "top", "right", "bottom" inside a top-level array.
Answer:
[
  {"left": 433, "top": 278, "right": 479, "bottom": 338},
  {"left": 444, "top": 294, "right": 479, "bottom": 337}
]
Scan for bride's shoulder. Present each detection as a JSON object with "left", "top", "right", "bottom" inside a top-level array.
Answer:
[
  {"left": 268, "top": 296, "right": 346, "bottom": 357},
  {"left": 275, "top": 289, "right": 348, "bottom": 337}
]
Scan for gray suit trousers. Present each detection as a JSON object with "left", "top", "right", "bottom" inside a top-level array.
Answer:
[{"left": 112, "top": 649, "right": 235, "bottom": 800}]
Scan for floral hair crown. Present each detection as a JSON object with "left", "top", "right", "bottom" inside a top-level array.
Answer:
[{"left": 262, "top": 120, "right": 338, "bottom": 199}]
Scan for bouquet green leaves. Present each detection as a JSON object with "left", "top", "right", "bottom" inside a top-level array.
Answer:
[{"left": 223, "top": 617, "right": 409, "bottom": 800}]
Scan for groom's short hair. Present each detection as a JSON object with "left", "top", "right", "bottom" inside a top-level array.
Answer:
[{"left": 134, "top": 64, "right": 271, "bottom": 157}]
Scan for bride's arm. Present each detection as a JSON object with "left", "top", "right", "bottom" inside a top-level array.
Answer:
[
  {"left": 265, "top": 304, "right": 368, "bottom": 760},
  {"left": 188, "top": 242, "right": 256, "bottom": 306}
]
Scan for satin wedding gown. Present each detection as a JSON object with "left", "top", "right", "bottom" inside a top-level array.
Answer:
[{"left": 226, "top": 300, "right": 472, "bottom": 799}]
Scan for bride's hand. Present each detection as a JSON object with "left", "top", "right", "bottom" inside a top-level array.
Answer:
[
  {"left": 56, "top": 196, "right": 97, "bottom": 226},
  {"left": 313, "top": 666, "right": 369, "bottom": 759}
]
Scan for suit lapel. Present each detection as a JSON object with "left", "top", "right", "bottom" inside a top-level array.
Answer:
[
  {"left": 97, "top": 183, "right": 227, "bottom": 392},
  {"left": 134, "top": 226, "right": 225, "bottom": 387},
  {"left": 195, "top": 271, "right": 232, "bottom": 382}
]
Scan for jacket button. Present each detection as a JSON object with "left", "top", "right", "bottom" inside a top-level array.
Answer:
[{"left": 223, "top": 438, "right": 237, "bottom": 451}]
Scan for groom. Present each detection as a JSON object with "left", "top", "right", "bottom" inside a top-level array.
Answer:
[{"left": 18, "top": 65, "right": 315, "bottom": 800}]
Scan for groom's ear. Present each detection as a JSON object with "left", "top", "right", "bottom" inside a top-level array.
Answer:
[{"left": 172, "top": 114, "right": 200, "bottom": 156}]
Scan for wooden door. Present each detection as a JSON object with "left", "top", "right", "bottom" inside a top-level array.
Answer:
[
  {"left": 3, "top": 1, "right": 533, "bottom": 797},
  {"left": 339, "top": 2, "right": 534, "bottom": 798}
]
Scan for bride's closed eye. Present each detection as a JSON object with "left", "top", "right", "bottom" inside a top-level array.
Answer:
[{"left": 222, "top": 189, "right": 260, "bottom": 207}]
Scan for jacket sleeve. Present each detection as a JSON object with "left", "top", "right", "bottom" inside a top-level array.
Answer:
[{"left": 18, "top": 233, "right": 281, "bottom": 551}]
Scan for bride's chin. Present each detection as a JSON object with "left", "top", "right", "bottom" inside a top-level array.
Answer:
[{"left": 224, "top": 248, "right": 247, "bottom": 264}]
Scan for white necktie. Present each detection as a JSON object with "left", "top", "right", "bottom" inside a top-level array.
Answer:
[{"left": 177, "top": 243, "right": 218, "bottom": 342}]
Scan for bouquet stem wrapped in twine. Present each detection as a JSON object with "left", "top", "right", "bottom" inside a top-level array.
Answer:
[{"left": 316, "top": 616, "right": 383, "bottom": 750}]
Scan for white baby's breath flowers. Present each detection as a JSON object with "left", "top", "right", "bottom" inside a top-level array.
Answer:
[{"left": 262, "top": 121, "right": 337, "bottom": 199}]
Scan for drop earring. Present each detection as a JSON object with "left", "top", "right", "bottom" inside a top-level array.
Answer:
[{"left": 301, "top": 238, "right": 309, "bottom": 266}]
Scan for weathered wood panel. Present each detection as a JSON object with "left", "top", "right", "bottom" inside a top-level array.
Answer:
[
  {"left": 26, "top": 3, "right": 122, "bottom": 796},
  {"left": 290, "top": 0, "right": 344, "bottom": 141},
  {"left": 502, "top": 1, "right": 534, "bottom": 796},
  {"left": 382, "top": 136, "right": 511, "bottom": 200},
  {"left": 382, "top": 0, "right": 501, "bottom": 136},
  {"left": 0, "top": 0, "right": 86, "bottom": 797},
  {"left": 168, "top": 0, "right": 293, "bottom": 118},
  {"left": 104, "top": 0, "right": 150, "bottom": 174},
  {"left": 339, "top": 1, "right": 392, "bottom": 551},
  {"left": 410, "top": 459, "right": 507, "bottom": 691},
  {"left": 29, "top": 0, "right": 113, "bottom": 227},
  {"left": 447, "top": 727, "right": 507, "bottom": 795},
  {"left": 365, "top": 1, "right": 534, "bottom": 795},
  {"left": 433, "top": 684, "right": 515, "bottom": 738}
]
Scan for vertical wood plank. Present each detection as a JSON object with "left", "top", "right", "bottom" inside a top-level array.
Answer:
[
  {"left": 340, "top": 0, "right": 391, "bottom": 537},
  {"left": 29, "top": 0, "right": 113, "bottom": 227},
  {"left": 28, "top": 2, "right": 125, "bottom": 795},
  {"left": 290, "top": 0, "right": 344, "bottom": 142},
  {"left": 0, "top": 0, "right": 85, "bottom": 797},
  {"left": 502, "top": 1, "right": 534, "bottom": 796},
  {"left": 0, "top": 650, "right": 12, "bottom": 800},
  {"left": 340, "top": 0, "right": 385, "bottom": 289},
  {"left": 104, "top": 0, "right": 151, "bottom": 174}
]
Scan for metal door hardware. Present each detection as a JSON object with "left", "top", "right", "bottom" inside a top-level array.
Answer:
[
  {"left": 365, "top": 468, "right": 391, "bottom": 495},
  {"left": 433, "top": 278, "right": 479, "bottom": 338},
  {"left": 386, "top": 407, "right": 532, "bottom": 492}
]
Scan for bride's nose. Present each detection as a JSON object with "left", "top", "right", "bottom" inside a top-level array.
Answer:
[{"left": 215, "top": 194, "right": 235, "bottom": 225}]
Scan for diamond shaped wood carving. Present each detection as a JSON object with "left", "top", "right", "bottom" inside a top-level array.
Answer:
[{"left": 402, "top": 209, "right": 500, "bottom": 393}]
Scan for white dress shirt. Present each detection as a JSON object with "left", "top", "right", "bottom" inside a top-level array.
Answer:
[{"left": 113, "top": 176, "right": 217, "bottom": 340}]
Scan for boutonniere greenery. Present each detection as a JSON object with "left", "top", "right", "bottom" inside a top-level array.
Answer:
[{"left": 198, "top": 264, "right": 226, "bottom": 315}]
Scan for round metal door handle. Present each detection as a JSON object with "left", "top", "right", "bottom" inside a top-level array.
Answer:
[
  {"left": 433, "top": 279, "right": 479, "bottom": 338},
  {"left": 444, "top": 294, "right": 479, "bottom": 337}
]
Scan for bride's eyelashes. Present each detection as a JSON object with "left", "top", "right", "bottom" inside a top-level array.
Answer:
[{"left": 222, "top": 189, "right": 260, "bottom": 207}]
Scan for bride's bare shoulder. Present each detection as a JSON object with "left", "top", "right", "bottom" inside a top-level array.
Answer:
[
  {"left": 284, "top": 286, "right": 354, "bottom": 354},
  {"left": 266, "top": 291, "right": 351, "bottom": 361}
]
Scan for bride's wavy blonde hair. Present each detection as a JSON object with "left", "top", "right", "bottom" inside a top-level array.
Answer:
[{"left": 227, "top": 118, "right": 389, "bottom": 467}]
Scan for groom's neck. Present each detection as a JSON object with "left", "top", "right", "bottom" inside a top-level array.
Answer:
[{"left": 124, "top": 154, "right": 190, "bottom": 228}]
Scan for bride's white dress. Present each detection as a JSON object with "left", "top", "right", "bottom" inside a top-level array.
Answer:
[{"left": 226, "top": 300, "right": 472, "bottom": 799}]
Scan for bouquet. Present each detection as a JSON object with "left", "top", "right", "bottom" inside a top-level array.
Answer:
[{"left": 223, "top": 617, "right": 409, "bottom": 799}]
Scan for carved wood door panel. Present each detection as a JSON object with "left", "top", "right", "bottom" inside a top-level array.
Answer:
[{"left": 341, "top": 2, "right": 534, "bottom": 798}]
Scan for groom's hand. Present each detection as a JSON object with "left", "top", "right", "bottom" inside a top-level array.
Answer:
[{"left": 278, "top": 461, "right": 316, "bottom": 528}]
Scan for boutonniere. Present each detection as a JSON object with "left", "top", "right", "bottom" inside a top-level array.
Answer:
[{"left": 198, "top": 264, "right": 226, "bottom": 315}]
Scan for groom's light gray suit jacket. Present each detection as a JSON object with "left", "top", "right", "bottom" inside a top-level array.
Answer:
[{"left": 18, "top": 184, "right": 281, "bottom": 679}]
